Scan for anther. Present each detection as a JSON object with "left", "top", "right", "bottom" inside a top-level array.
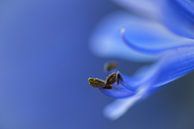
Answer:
[{"left": 88, "top": 77, "right": 106, "bottom": 88}]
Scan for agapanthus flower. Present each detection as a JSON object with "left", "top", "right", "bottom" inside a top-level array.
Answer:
[{"left": 89, "top": 0, "right": 194, "bottom": 120}]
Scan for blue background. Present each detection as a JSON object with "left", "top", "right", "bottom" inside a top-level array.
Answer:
[{"left": 0, "top": 0, "right": 194, "bottom": 129}]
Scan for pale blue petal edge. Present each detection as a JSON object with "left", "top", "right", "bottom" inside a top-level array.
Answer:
[{"left": 104, "top": 87, "right": 148, "bottom": 120}]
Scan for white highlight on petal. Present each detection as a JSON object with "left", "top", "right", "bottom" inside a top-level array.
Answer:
[
  {"left": 120, "top": 27, "right": 126, "bottom": 34},
  {"left": 103, "top": 87, "right": 148, "bottom": 120}
]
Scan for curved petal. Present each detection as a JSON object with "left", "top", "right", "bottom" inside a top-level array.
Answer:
[
  {"left": 151, "top": 45, "right": 194, "bottom": 87},
  {"left": 90, "top": 12, "right": 193, "bottom": 61},
  {"left": 99, "top": 73, "right": 137, "bottom": 98},
  {"left": 102, "top": 44, "right": 194, "bottom": 119},
  {"left": 121, "top": 28, "right": 194, "bottom": 55},
  {"left": 98, "top": 67, "right": 154, "bottom": 98},
  {"left": 103, "top": 86, "right": 148, "bottom": 120},
  {"left": 115, "top": 0, "right": 194, "bottom": 39},
  {"left": 127, "top": 44, "right": 194, "bottom": 89},
  {"left": 126, "top": 44, "right": 194, "bottom": 89}
]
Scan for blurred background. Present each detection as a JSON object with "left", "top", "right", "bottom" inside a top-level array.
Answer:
[{"left": 0, "top": 0, "right": 194, "bottom": 129}]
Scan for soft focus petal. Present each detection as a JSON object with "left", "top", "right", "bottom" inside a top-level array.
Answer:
[
  {"left": 113, "top": 0, "right": 161, "bottom": 19},
  {"left": 115, "top": 0, "right": 194, "bottom": 38},
  {"left": 150, "top": 45, "right": 194, "bottom": 87},
  {"left": 101, "top": 44, "right": 194, "bottom": 97},
  {"left": 90, "top": 12, "right": 193, "bottom": 61},
  {"left": 161, "top": 0, "right": 194, "bottom": 38},
  {"left": 104, "top": 87, "right": 148, "bottom": 120},
  {"left": 91, "top": 0, "right": 194, "bottom": 120},
  {"left": 99, "top": 73, "right": 137, "bottom": 98},
  {"left": 124, "top": 44, "right": 194, "bottom": 89},
  {"left": 102, "top": 44, "right": 194, "bottom": 119},
  {"left": 121, "top": 28, "right": 194, "bottom": 55}
]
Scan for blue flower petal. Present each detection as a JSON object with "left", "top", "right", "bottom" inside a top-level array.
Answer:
[
  {"left": 97, "top": 37, "right": 194, "bottom": 101},
  {"left": 99, "top": 73, "right": 137, "bottom": 98},
  {"left": 161, "top": 0, "right": 194, "bottom": 38},
  {"left": 150, "top": 45, "right": 194, "bottom": 87},
  {"left": 103, "top": 87, "right": 148, "bottom": 120},
  {"left": 101, "top": 44, "right": 194, "bottom": 119},
  {"left": 91, "top": 0, "right": 194, "bottom": 120},
  {"left": 116, "top": 0, "right": 194, "bottom": 39},
  {"left": 121, "top": 28, "right": 194, "bottom": 55},
  {"left": 120, "top": 44, "right": 194, "bottom": 89},
  {"left": 90, "top": 12, "right": 193, "bottom": 61}
]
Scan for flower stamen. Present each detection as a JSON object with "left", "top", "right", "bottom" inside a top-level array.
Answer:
[
  {"left": 88, "top": 77, "right": 106, "bottom": 88},
  {"left": 88, "top": 70, "right": 123, "bottom": 89}
]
